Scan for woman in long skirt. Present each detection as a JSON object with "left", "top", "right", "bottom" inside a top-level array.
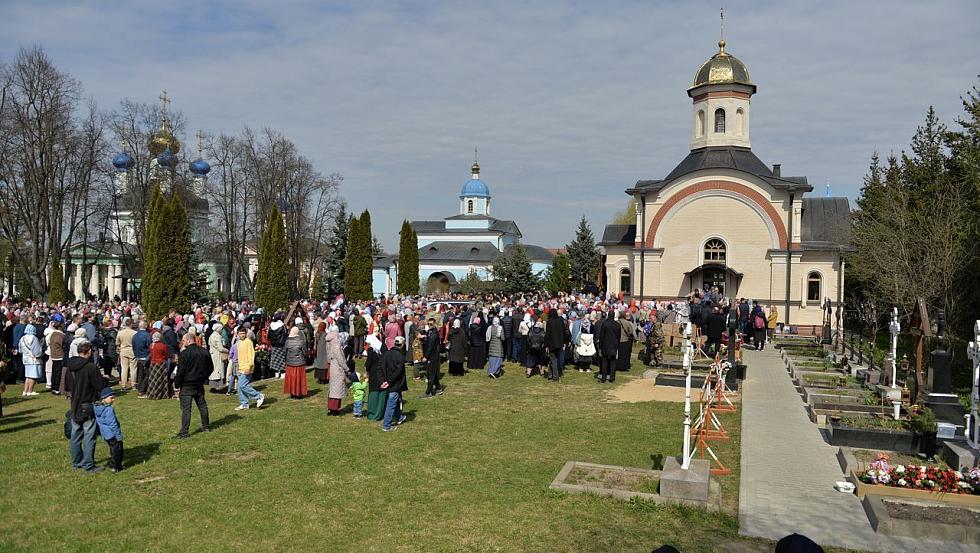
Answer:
[
  {"left": 282, "top": 326, "right": 308, "bottom": 399},
  {"left": 312, "top": 323, "right": 328, "bottom": 384},
  {"left": 364, "top": 335, "right": 387, "bottom": 420},
  {"left": 447, "top": 319, "right": 466, "bottom": 376},
  {"left": 324, "top": 327, "right": 349, "bottom": 415},
  {"left": 467, "top": 317, "right": 486, "bottom": 371},
  {"left": 146, "top": 333, "right": 169, "bottom": 400},
  {"left": 268, "top": 317, "right": 287, "bottom": 378}
]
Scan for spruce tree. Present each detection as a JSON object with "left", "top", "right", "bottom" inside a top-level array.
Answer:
[
  {"left": 47, "top": 253, "right": 71, "bottom": 304},
  {"left": 566, "top": 216, "right": 599, "bottom": 290},
  {"left": 256, "top": 205, "right": 291, "bottom": 312},
  {"left": 347, "top": 209, "right": 375, "bottom": 301},
  {"left": 406, "top": 225, "right": 420, "bottom": 294},
  {"left": 343, "top": 214, "right": 362, "bottom": 299},
  {"left": 493, "top": 244, "right": 537, "bottom": 293},
  {"left": 544, "top": 252, "right": 571, "bottom": 294},
  {"left": 141, "top": 184, "right": 165, "bottom": 318},
  {"left": 322, "top": 203, "right": 350, "bottom": 298}
]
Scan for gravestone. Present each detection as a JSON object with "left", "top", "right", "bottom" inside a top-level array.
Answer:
[
  {"left": 660, "top": 456, "right": 710, "bottom": 502},
  {"left": 924, "top": 311, "right": 965, "bottom": 432},
  {"left": 967, "top": 320, "right": 980, "bottom": 449}
]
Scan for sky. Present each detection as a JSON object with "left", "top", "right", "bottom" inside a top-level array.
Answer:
[{"left": 2, "top": 0, "right": 978, "bottom": 250}]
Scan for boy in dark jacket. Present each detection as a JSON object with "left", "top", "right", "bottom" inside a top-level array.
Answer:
[
  {"left": 94, "top": 387, "right": 124, "bottom": 472},
  {"left": 67, "top": 342, "right": 105, "bottom": 472}
]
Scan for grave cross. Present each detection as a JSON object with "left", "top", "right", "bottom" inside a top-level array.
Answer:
[
  {"left": 888, "top": 307, "right": 900, "bottom": 389},
  {"left": 681, "top": 322, "right": 693, "bottom": 470},
  {"left": 967, "top": 320, "right": 980, "bottom": 448}
]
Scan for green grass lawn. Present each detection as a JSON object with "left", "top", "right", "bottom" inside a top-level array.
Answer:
[{"left": 0, "top": 360, "right": 761, "bottom": 553}]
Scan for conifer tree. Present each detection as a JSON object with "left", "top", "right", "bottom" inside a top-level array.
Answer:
[
  {"left": 493, "top": 244, "right": 537, "bottom": 293},
  {"left": 168, "top": 192, "right": 192, "bottom": 312},
  {"left": 343, "top": 214, "right": 362, "bottom": 299},
  {"left": 255, "top": 205, "right": 291, "bottom": 311},
  {"left": 141, "top": 184, "right": 165, "bottom": 318},
  {"left": 544, "top": 252, "right": 571, "bottom": 294},
  {"left": 47, "top": 253, "right": 71, "bottom": 304},
  {"left": 347, "top": 210, "right": 375, "bottom": 300},
  {"left": 565, "top": 216, "right": 599, "bottom": 290},
  {"left": 322, "top": 203, "right": 350, "bottom": 298},
  {"left": 397, "top": 220, "right": 420, "bottom": 295}
]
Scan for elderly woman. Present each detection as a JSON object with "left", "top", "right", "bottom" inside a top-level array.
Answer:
[
  {"left": 19, "top": 325, "right": 43, "bottom": 396},
  {"left": 486, "top": 317, "right": 504, "bottom": 379},
  {"left": 364, "top": 334, "right": 386, "bottom": 420},
  {"left": 324, "top": 326, "right": 349, "bottom": 416},
  {"left": 207, "top": 323, "right": 228, "bottom": 392},
  {"left": 447, "top": 319, "right": 466, "bottom": 376},
  {"left": 147, "top": 332, "right": 170, "bottom": 400},
  {"left": 283, "top": 326, "right": 308, "bottom": 399},
  {"left": 467, "top": 316, "right": 486, "bottom": 371},
  {"left": 312, "top": 322, "right": 328, "bottom": 384}
]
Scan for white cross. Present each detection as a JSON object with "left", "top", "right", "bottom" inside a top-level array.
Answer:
[
  {"left": 888, "top": 307, "right": 900, "bottom": 388},
  {"left": 967, "top": 320, "right": 980, "bottom": 448}
]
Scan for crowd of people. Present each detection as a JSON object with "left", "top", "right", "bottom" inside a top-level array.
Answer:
[{"left": 0, "top": 286, "right": 779, "bottom": 472}]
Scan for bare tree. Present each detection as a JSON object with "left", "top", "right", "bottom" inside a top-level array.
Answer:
[{"left": 0, "top": 47, "right": 108, "bottom": 298}]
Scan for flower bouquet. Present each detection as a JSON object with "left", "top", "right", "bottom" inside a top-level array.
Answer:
[{"left": 859, "top": 454, "right": 978, "bottom": 495}]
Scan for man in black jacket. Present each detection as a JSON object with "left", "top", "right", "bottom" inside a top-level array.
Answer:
[
  {"left": 67, "top": 342, "right": 105, "bottom": 472},
  {"left": 174, "top": 334, "right": 212, "bottom": 438},
  {"left": 544, "top": 310, "right": 565, "bottom": 381},
  {"left": 500, "top": 309, "right": 514, "bottom": 361},
  {"left": 595, "top": 311, "right": 620, "bottom": 383},
  {"left": 421, "top": 320, "right": 443, "bottom": 397},
  {"left": 704, "top": 305, "right": 727, "bottom": 357},
  {"left": 381, "top": 336, "right": 407, "bottom": 431}
]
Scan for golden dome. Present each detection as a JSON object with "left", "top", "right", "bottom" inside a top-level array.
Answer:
[
  {"left": 690, "top": 40, "right": 752, "bottom": 89},
  {"left": 148, "top": 119, "right": 180, "bottom": 157}
]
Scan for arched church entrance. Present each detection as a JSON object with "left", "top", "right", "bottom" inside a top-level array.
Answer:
[
  {"left": 426, "top": 271, "right": 458, "bottom": 293},
  {"left": 684, "top": 264, "right": 743, "bottom": 298}
]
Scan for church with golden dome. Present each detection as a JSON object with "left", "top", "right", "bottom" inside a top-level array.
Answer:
[{"left": 600, "top": 37, "right": 849, "bottom": 332}]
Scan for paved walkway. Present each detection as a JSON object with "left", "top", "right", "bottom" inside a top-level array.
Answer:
[{"left": 738, "top": 347, "right": 973, "bottom": 553}]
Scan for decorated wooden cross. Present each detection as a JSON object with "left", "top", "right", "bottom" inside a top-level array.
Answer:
[{"left": 888, "top": 307, "right": 900, "bottom": 388}]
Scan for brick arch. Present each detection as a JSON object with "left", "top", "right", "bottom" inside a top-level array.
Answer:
[{"left": 644, "top": 180, "right": 788, "bottom": 249}]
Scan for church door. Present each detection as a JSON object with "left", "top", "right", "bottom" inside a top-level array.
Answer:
[{"left": 702, "top": 268, "right": 726, "bottom": 296}]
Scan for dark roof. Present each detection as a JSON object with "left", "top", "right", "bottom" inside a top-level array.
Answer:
[
  {"left": 631, "top": 147, "right": 813, "bottom": 194},
  {"left": 505, "top": 243, "right": 554, "bottom": 262},
  {"left": 409, "top": 217, "right": 521, "bottom": 236},
  {"left": 373, "top": 254, "right": 398, "bottom": 268},
  {"left": 801, "top": 197, "right": 851, "bottom": 249},
  {"left": 418, "top": 241, "right": 500, "bottom": 262},
  {"left": 599, "top": 224, "right": 636, "bottom": 246}
]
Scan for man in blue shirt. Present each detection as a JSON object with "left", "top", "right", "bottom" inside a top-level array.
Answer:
[{"left": 132, "top": 320, "right": 152, "bottom": 397}]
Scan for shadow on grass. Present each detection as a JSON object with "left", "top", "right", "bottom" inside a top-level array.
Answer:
[
  {"left": 0, "top": 418, "right": 54, "bottom": 434},
  {"left": 127, "top": 442, "right": 162, "bottom": 465},
  {"left": 0, "top": 415, "right": 36, "bottom": 426},
  {"left": 306, "top": 388, "right": 322, "bottom": 398},
  {"left": 1, "top": 406, "right": 48, "bottom": 419},
  {"left": 650, "top": 453, "right": 665, "bottom": 470},
  {"left": 209, "top": 413, "right": 242, "bottom": 431}
]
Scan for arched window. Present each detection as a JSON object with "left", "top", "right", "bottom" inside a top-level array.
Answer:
[
  {"left": 619, "top": 268, "right": 631, "bottom": 295},
  {"left": 807, "top": 272, "right": 821, "bottom": 302},
  {"left": 704, "top": 238, "right": 726, "bottom": 264},
  {"left": 714, "top": 108, "right": 726, "bottom": 133},
  {"left": 736, "top": 108, "right": 744, "bottom": 134},
  {"left": 467, "top": 199, "right": 474, "bottom": 214},
  {"left": 697, "top": 110, "right": 705, "bottom": 137}
]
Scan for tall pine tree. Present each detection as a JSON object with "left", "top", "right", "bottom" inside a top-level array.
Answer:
[
  {"left": 47, "top": 252, "right": 71, "bottom": 304},
  {"left": 255, "top": 205, "right": 291, "bottom": 312},
  {"left": 346, "top": 210, "right": 375, "bottom": 300},
  {"left": 397, "top": 220, "right": 420, "bottom": 294},
  {"left": 168, "top": 192, "right": 192, "bottom": 312},
  {"left": 343, "top": 214, "right": 362, "bottom": 299},
  {"left": 493, "top": 244, "right": 537, "bottom": 293},
  {"left": 566, "top": 216, "right": 599, "bottom": 290},
  {"left": 544, "top": 252, "right": 571, "bottom": 294}
]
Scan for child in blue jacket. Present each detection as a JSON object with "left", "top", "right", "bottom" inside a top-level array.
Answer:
[{"left": 94, "top": 387, "right": 124, "bottom": 472}]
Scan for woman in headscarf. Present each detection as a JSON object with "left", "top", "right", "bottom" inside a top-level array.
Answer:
[
  {"left": 147, "top": 332, "right": 170, "bottom": 400},
  {"left": 283, "top": 326, "right": 308, "bottom": 399},
  {"left": 207, "top": 322, "right": 228, "bottom": 392},
  {"left": 447, "top": 318, "right": 466, "bottom": 376},
  {"left": 364, "top": 334, "right": 387, "bottom": 420},
  {"left": 324, "top": 326, "right": 349, "bottom": 415},
  {"left": 267, "top": 315, "right": 287, "bottom": 379},
  {"left": 486, "top": 317, "right": 504, "bottom": 379},
  {"left": 312, "top": 322, "right": 328, "bottom": 384},
  {"left": 18, "top": 325, "right": 43, "bottom": 396},
  {"left": 467, "top": 316, "right": 487, "bottom": 371}
]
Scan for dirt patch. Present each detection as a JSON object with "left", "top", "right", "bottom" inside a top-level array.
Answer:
[
  {"left": 199, "top": 450, "right": 262, "bottom": 462},
  {"left": 852, "top": 449, "right": 949, "bottom": 470},
  {"left": 884, "top": 499, "right": 980, "bottom": 526},
  {"left": 608, "top": 378, "right": 687, "bottom": 403},
  {"left": 564, "top": 465, "right": 659, "bottom": 494}
]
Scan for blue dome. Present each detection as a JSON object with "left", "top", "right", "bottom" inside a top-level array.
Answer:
[
  {"left": 190, "top": 158, "right": 211, "bottom": 176},
  {"left": 460, "top": 177, "right": 490, "bottom": 198},
  {"left": 156, "top": 148, "right": 177, "bottom": 168},
  {"left": 112, "top": 151, "right": 135, "bottom": 171}
]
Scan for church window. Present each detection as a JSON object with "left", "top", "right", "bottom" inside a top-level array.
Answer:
[
  {"left": 467, "top": 199, "right": 474, "bottom": 214},
  {"left": 703, "top": 239, "right": 726, "bottom": 264},
  {"left": 619, "top": 268, "right": 631, "bottom": 295},
  {"left": 807, "top": 272, "right": 821, "bottom": 302},
  {"left": 714, "top": 108, "right": 726, "bottom": 133},
  {"left": 736, "top": 108, "right": 744, "bottom": 134},
  {"left": 697, "top": 110, "right": 705, "bottom": 137}
]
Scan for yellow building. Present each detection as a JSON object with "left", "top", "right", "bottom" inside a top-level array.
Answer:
[{"left": 600, "top": 39, "right": 849, "bottom": 331}]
